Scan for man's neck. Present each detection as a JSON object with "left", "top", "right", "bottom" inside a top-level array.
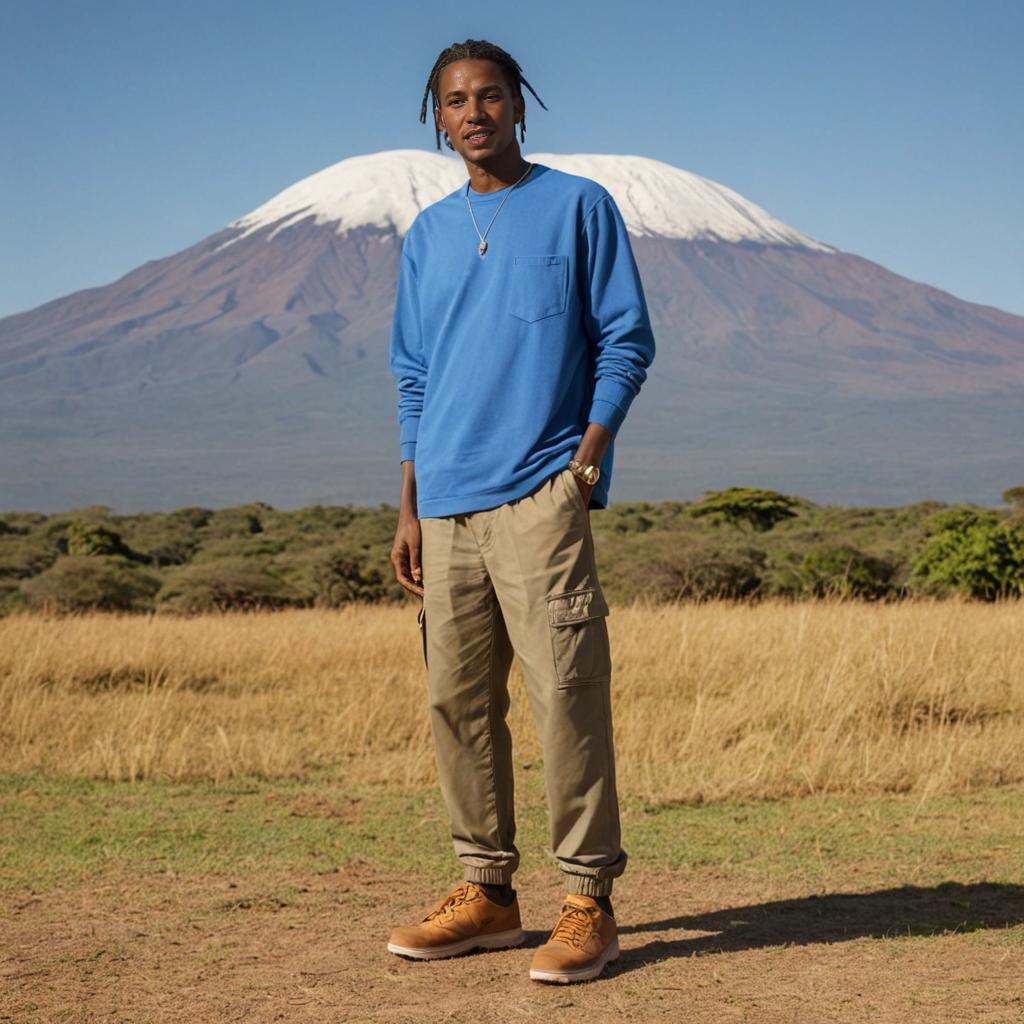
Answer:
[{"left": 466, "top": 149, "right": 532, "bottom": 194}]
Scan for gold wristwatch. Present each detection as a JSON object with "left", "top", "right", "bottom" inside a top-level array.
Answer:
[{"left": 568, "top": 458, "right": 600, "bottom": 486}]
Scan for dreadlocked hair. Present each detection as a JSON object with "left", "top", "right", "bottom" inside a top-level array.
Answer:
[{"left": 419, "top": 39, "right": 548, "bottom": 151}]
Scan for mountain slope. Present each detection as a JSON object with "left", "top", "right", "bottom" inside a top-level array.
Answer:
[{"left": 1, "top": 149, "right": 1021, "bottom": 512}]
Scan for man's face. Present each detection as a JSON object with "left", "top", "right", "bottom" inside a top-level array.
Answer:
[{"left": 434, "top": 58, "right": 523, "bottom": 163}]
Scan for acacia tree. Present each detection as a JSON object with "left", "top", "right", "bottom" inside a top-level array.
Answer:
[
  {"left": 1003, "top": 486, "right": 1024, "bottom": 509},
  {"left": 688, "top": 487, "right": 800, "bottom": 532}
]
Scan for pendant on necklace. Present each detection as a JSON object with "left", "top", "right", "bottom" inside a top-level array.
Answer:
[{"left": 478, "top": 240, "right": 488, "bottom": 257}]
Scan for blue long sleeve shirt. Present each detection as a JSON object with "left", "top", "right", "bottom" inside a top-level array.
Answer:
[{"left": 388, "top": 161, "right": 656, "bottom": 519}]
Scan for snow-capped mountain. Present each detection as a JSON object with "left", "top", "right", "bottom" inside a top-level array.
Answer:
[
  {"left": 1, "top": 149, "right": 1022, "bottom": 513},
  {"left": 220, "top": 149, "right": 834, "bottom": 251}
]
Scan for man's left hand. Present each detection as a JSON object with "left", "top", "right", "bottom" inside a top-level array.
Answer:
[
  {"left": 571, "top": 424, "right": 610, "bottom": 511},
  {"left": 571, "top": 472, "right": 595, "bottom": 509}
]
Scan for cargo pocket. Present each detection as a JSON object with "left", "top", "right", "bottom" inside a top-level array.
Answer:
[
  {"left": 508, "top": 255, "right": 568, "bottom": 323},
  {"left": 545, "top": 586, "right": 610, "bottom": 688},
  {"left": 417, "top": 603, "right": 428, "bottom": 670}
]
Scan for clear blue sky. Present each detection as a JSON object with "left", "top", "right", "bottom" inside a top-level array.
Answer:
[{"left": 1, "top": 0, "right": 1021, "bottom": 319}]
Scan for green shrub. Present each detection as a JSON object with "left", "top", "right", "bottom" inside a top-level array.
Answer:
[
  {"left": 309, "top": 550, "right": 389, "bottom": 607},
  {"left": 66, "top": 520, "right": 140, "bottom": 560},
  {"left": 631, "top": 544, "right": 765, "bottom": 601},
  {"left": 607, "top": 502, "right": 657, "bottom": 535},
  {"left": 199, "top": 504, "right": 270, "bottom": 540},
  {"left": 911, "top": 507, "right": 1024, "bottom": 600},
  {"left": 799, "top": 545, "right": 895, "bottom": 599},
  {"left": 118, "top": 507, "right": 212, "bottom": 566},
  {"left": 20, "top": 556, "right": 162, "bottom": 613},
  {"left": 0, "top": 536, "right": 56, "bottom": 580},
  {"left": 922, "top": 505, "right": 997, "bottom": 536},
  {"left": 155, "top": 557, "right": 300, "bottom": 614}
]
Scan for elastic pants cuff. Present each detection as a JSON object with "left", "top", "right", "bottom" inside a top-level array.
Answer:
[
  {"left": 563, "top": 873, "right": 615, "bottom": 898},
  {"left": 464, "top": 866, "right": 515, "bottom": 885}
]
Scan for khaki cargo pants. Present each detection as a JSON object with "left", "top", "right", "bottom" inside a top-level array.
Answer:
[{"left": 416, "top": 465, "right": 627, "bottom": 897}]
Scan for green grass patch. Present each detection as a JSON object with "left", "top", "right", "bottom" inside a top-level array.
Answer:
[{"left": 2, "top": 770, "right": 1022, "bottom": 899}]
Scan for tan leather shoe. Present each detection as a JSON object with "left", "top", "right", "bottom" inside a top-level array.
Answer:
[
  {"left": 529, "top": 894, "right": 620, "bottom": 983},
  {"left": 387, "top": 881, "right": 525, "bottom": 960}
]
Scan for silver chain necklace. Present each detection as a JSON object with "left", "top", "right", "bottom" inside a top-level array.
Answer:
[{"left": 465, "top": 162, "right": 535, "bottom": 257}]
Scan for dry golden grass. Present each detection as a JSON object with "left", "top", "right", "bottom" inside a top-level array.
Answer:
[{"left": 1, "top": 597, "right": 1022, "bottom": 802}]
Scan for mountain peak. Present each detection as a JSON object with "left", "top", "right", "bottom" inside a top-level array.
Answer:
[{"left": 221, "top": 149, "right": 834, "bottom": 252}]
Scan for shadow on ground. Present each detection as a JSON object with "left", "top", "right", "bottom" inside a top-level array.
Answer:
[{"left": 605, "top": 882, "right": 1024, "bottom": 974}]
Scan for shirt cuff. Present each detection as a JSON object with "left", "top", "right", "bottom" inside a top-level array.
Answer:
[
  {"left": 400, "top": 440, "right": 417, "bottom": 463},
  {"left": 587, "top": 379, "right": 636, "bottom": 437}
]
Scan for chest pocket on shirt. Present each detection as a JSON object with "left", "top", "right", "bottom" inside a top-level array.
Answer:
[{"left": 507, "top": 255, "right": 568, "bottom": 323}]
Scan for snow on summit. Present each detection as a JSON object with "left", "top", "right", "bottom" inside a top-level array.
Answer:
[
  {"left": 221, "top": 149, "right": 833, "bottom": 252},
  {"left": 533, "top": 153, "right": 833, "bottom": 251}
]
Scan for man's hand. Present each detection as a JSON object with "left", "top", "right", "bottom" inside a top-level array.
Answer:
[
  {"left": 392, "top": 515, "right": 424, "bottom": 597},
  {"left": 392, "top": 461, "right": 424, "bottom": 597},
  {"left": 571, "top": 421, "right": 611, "bottom": 512},
  {"left": 570, "top": 472, "right": 596, "bottom": 510}
]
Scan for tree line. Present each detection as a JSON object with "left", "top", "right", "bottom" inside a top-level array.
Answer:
[{"left": 1, "top": 485, "right": 1022, "bottom": 615}]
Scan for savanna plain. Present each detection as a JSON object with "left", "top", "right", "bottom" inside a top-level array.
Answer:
[{"left": 2, "top": 598, "right": 1022, "bottom": 1023}]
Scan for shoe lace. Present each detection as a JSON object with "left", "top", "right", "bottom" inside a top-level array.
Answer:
[
  {"left": 549, "top": 903, "right": 597, "bottom": 950},
  {"left": 423, "top": 883, "right": 479, "bottom": 923}
]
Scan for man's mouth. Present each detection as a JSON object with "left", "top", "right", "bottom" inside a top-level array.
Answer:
[{"left": 465, "top": 129, "right": 494, "bottom": 145}]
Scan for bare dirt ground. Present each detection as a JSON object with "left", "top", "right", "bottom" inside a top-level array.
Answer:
[{"left": 4, "top": 862, "right": 1022, "bottom": 1024}]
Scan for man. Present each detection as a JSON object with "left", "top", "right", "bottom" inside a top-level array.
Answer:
[{"left": 386, "top": 38, "right": 656, "bottom": 984}]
